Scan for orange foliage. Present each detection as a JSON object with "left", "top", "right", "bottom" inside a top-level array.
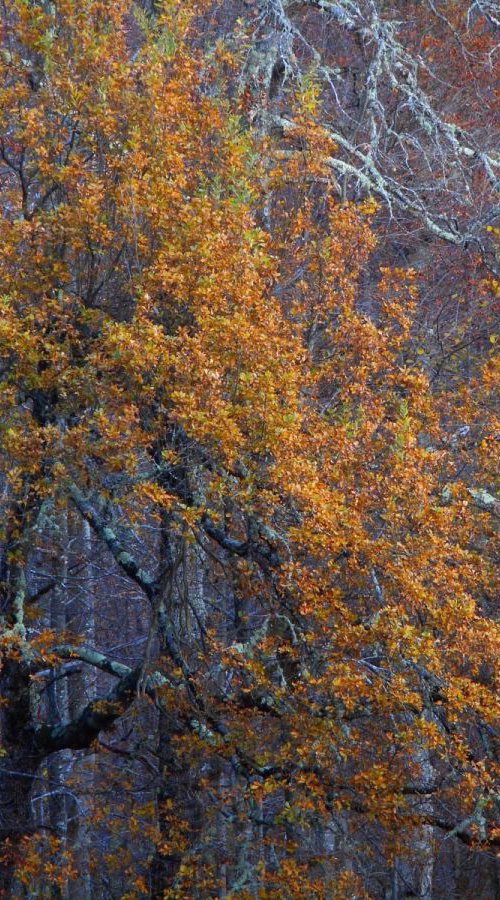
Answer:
[{"left": 0, "top": 0, "right": 498, "bottom": 894}]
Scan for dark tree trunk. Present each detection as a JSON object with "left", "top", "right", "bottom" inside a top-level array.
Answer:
[
  {"left": 0, "top": 660, "right": 42, "bottom": 895},
  {"left": 150, "top": 711, "right": 203, "bottom": 899}
]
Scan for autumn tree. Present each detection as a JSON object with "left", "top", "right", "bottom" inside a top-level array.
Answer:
[{"left": 0, "top": 0, "right": 498, "bottom": 896}]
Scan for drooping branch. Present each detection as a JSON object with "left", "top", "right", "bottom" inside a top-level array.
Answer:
[
  {"left": 34, "top": 666, "right": 142, "bottom": 753},
  {"left": 53, "top": 644, "right": 133, "bottom": 680}
]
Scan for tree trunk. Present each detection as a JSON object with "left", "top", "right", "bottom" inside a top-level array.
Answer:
[
  {"left": 67, "top": 518, "right": 96, "bottom": 900},
  {"left": 46, "top": 513, "right": 70, "bottom": 899},
  {"left": 0, "top": 660, "right": 42, "bottom": 895},
  {"left": 151, "top": 520, "right": 207, "bottom": 896},
  {"left": 150, "top": 709, "right": 205, "bottom": 898}
]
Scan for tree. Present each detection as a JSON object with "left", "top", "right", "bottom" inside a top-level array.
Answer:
[{"left": 0, "top": 0, "right": 498, "bottom": 895}]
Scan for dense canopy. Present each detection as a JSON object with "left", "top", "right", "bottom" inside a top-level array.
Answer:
[{"left": 0, "top": 1, "right": 498, "bottom": 896}]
